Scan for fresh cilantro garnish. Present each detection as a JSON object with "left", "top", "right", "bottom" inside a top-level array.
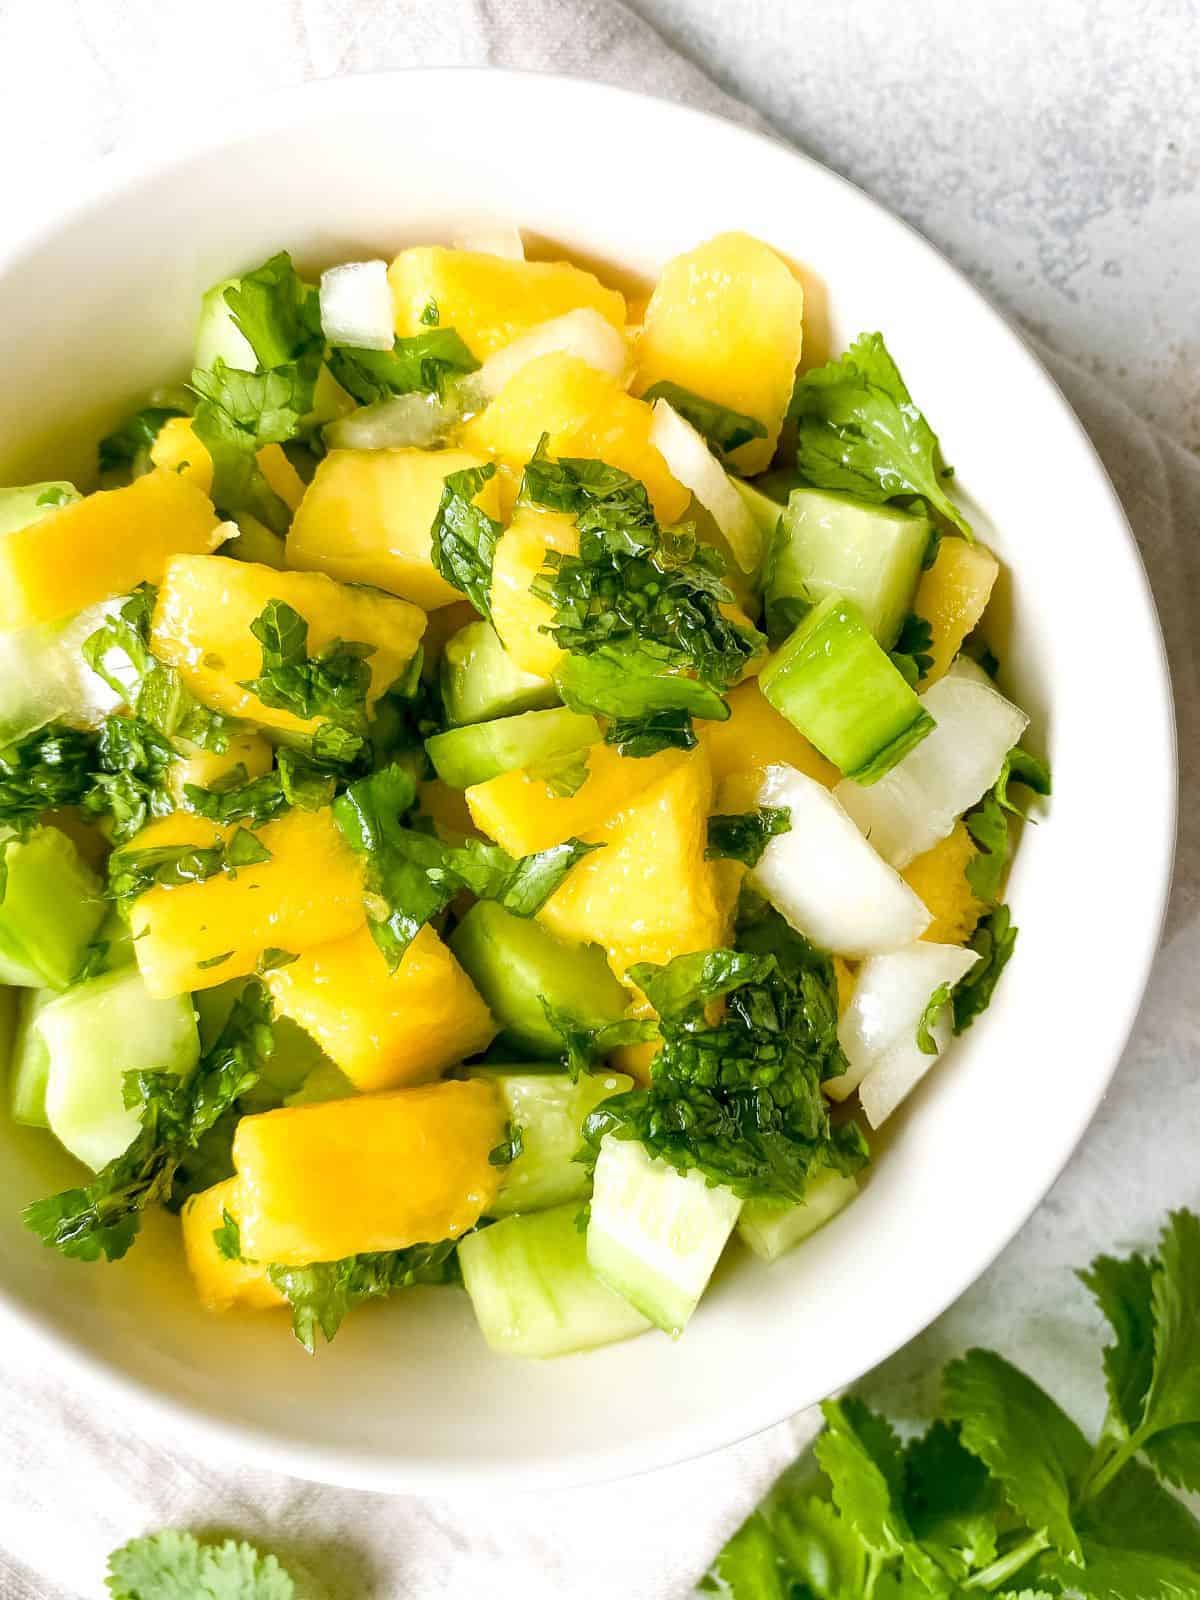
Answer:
[
  {"left": 420, "top": 298, "right": 440, "bottom": 326},
  {"left": 916, "top": 980, "right": 954, "bottom": 1054},
  {"left": 605, "top": 706, "right": 700, "bottom": 758},
  {"left": 583, "top": 898, "right": 866, "bottom": 1201},
  {"left": 24, "top": 983, "right": 274, "bottom": 1262},
  {"left": 965, "top": 745, "right": 1053, "bottom": 903},
  {"left": 268, "top": 1240, "right": 460, "bottom": 1351},
  {"left": 238, "top": 599, "right": 375, "bottom": 748},
  {"left": 705, "top": 806, "right": 791, "bottom": 867},
  {"left": 641, "top": 379, "right": 767, "bottom": 459},
  {"left": 702, "top": 1210, "right": 1200, "bottom": 1598},
  {"left": 108, "top": 826, "right": 271, "bottom": 902},
  {"left": 952, "top": 904, "right": 1018, "bottom": 1033},
  {"left": 332, "top": 763, "right": 602, "bottom": 970},
  {"left": 224, "top": 251, "right": 322, "bottom": 375},
  {"left": 212, "top": 1208, "right": 242, "bottom": 1262},
  {"left": 328, "top": 328, "right": 478, "bottom": 404},
  {"left": 889, "top": 611, "right": 935, "bottom": 688},
  {"left": 105, "top": 1530, "right": 296, "bottom": 1599},
  {"left": 791, "top": 332, "right": 972, "bottom": 536},
  {"left": 488, "top": 1120, "right": 526, "bottom": 1167},
  {"left": 35, "top": 484, "right": 77, "bottom": 508},
  {"left": 428, "top": 463, "right": 502, "bottom": 618},
  {"left": 98, "top": 403, "right": 187, "bottom": 479}
]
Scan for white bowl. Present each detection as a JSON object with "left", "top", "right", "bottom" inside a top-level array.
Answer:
[{"left": 0, "top": 69, "right": 1175, "bottom": 1493}]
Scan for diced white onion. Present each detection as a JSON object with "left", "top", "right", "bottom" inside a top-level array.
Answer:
[
  {"left": 826, "top": 942, "right": 980, "bottom": 1127},
  {"left": 475, "top": 309, "right": 628, "bottom": 400},
  {"left": 319, "top": 260, "right": 395, "bottom": 351},
  {"left": 834, "top": 659, "right": 1030, "bottom": 868},
  {"left": 452, "top": 222, "right": 525, "bottom": 260},
  {"left": 323, "top": 391, "right": 459, "bottom": 452},
  {"left": 648, "top": 399, "right": 761, "bottom": 572},
  {"left": 747, "top": 764, "right": 932, "bottom": 957}
]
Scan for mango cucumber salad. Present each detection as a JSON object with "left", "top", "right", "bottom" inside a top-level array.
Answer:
[{"left": 1, "top": 228, "right": 1048, "bottom": 1356}]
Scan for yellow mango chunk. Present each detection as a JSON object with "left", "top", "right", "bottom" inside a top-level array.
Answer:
[
  {"left": 150, "top": 555, "right": 426, "bottom": 735},
  {"left": 167, "top": 727, "right": 273, "bottom": 807},
  {"left": 467, "top": 744, "right": 686, "bottom": 856},
  {"left": 700, "top": 680, "right": 839, "bottom": 787},
  {"left": 634, "top": 232, "right": 805, "bottom": 475},
  {"left": 489, "top": 507, "right": 578, "bottom": 677},
  {"left": 915, "top": 537, "right": 1000, "bottom": 684},
  {"left": 150, "top": 417, "right": 304, "bottom": 510},
  {"left": 266, "top": 924, "right": 496, "bottom": 1092},
  {"left": 901, "top": 821, "right": 985, "bottom": 945},
  {"left": 127, "top": 808, "right": 365, "bottom": 997},
  {"left": 287, "top": 447, "right": 502, "bottom": 609},
  {"left": 539, "top": 748, "right": 724, "bottom": 980},
  {"left": 389, "top": 246, "right": 626, "bottom": 358},
  {"left": 833, "top": 956, "right": 857, "bottom": 1018},
  {"left": 233, "top": 1080, "right": 505, "bottom": 1264},
  {"left": 0, "top": 470, "right": 224, "bottom": 629},
  {"left": 462, "top": 353, "right": 688, "bottom": 523},
  {"left": 181, "top": 1177, "right": 284, "bottom": 1312},
  {"left": 417, "top": 779, "right": 480, "bottom": 841}
]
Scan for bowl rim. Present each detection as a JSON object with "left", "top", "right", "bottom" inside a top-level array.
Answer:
[{"left": 0, "top": 64, "right": 1178, "bottom": 1495}]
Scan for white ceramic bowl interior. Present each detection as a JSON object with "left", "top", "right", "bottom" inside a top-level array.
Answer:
[{"left": 0, "top": 70, "right": 1175, "bottom": 1493}]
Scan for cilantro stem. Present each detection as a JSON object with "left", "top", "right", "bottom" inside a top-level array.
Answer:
[
  {"left": 961, "top": 1529, "right": 1049, "bottom": 1590},
  {"left": 1077, "top": 1428, "right": 1144, "bottom": 1504}
]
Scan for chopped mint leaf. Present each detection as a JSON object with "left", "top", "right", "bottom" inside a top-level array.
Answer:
[
  {"left": 328, "top": 328, "right": 478, "bottom": 404},
  {"left": 705, "top": 806, "right": 791, "bottom": 867},
  {"left": 268, "top": 1240, "right": 459, "bottom": 1351},
  {"left": 196, "top": 951, "right": 234, "bottom": 971},
  {"left": 791, "top": 332, "right": 972, "bottom": 537},
  {"left": 488, "top": 1120, "right": 526, "bottom": 1167},
  {"left": 0, "top": 723, "right": 100, "bottom": 834},
  {"left": 608, "top": 706, "right": 700, "bottom": 759},
  {"left": 641, "top": 379, "right": 767, "bottom": 459},
  {"left": 239, "top": 599, "right": 375, "bottom": 734},
  {"left": 915, "top": 980, "right": 953, "bottom": 1055},
  {"left": 540, "top": 1004, "right": 658, "bottom": 1082},
  {"left": 108, "top": 826, "right": 271, "bottom": 902},
  {"left": 105, "top": 1529, "right": 296, "bottom": 1599},
  {"left": 212, "top": 1208, "right": 242, "bottom": 1262},
  {"left": 183, "top": 766, "right": 288, "bottom": 827},
  {"left": 428, "top": 463, "right": 502, "bottom": 619},
  {"left": 952, "top": 904, "right": 1018, "bottom": 1033}
]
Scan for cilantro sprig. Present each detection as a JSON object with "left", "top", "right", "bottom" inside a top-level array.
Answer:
[{"left": 268, "top": 1240, "right": 461, "bottom": 1352}]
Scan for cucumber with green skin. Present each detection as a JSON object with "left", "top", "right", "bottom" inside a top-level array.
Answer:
[
  {"left": 0, "top": 826, "right": 106, "bottom": 991},
  {"left": 459, "top": 1202, "right": 651, "bottom": 1358},
  {"left": 426, "top": 707, "right": 598, "bottom": 789},
  {"left": 440, "top": 619, "right": 559, "bottom": 727},
  {"left": 7, "top": 987, "right": 49, "bottom": 1127},
  {"left": 0, "top": 482, "right": 80, "bottom": 538},
  {"left": 737, "top": 1169, "right": 860, "bottom": 1263}
]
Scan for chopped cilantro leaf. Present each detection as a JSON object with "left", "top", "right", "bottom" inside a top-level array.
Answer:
[
  {"left": 488, "top": 1120, "right": 526, "bottom": 1167},
  {"left": 328, "top": 328, "right": 478, "bottom": 404},
  {"left": 106, "top": 1530, "right": 297, "bottom": 1599},
  {"left": 268, "top": 1240, "right": 459, "bottom": 1351},
  {"left": 889, "top": 611, "right": 935, "bottom": 688},
  {"left": 212, "top": 1208, "right": 242, "bottom": 1262},
  {"left": 642, "top": 379, "right": 768, "bottom": 459},
  {"left": 952, "top": 904, "right": 1018, "bottom": 1033},
  {"left": 916, "top": 980, "right": 953, "bottom": 1054}
]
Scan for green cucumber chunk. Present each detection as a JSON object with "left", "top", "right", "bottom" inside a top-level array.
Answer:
[
  {"left": 193, "top": 976, "right": 333, "bottom": 1107},
  {"left": 0, "top": 596, "right": 121, "bottom": 744},
  {"left": 0, "top": 482, "right": 80, "bottom": 538},
  {"left": 0, "top": 826, "right": 106, "bottom": 989},
  {"left": 440, "top": 619, "right": 559, "bottom": 727},
  {"left": 426, "top": 707, "right": 599, "bottom": 789},
  {"left": 41, "top": 965, "right": 199, "bottom": 1170},
  {"left": 732, "top": 478, "right": 786, "bottom": 548},
  {"left": 9, "top": 988, "right": 54, "bottom": 1127},
  {"left": 459, "top": 1202, "right": 651, "bottom": 1358},
  {"left": 470, "top": 1066, "right": 633, "bottom": 1216},
  {"left": 587, "top": 1135, "right": 742, "bottom": 1336},
  {"left": 766, "top": 489, "right": 931, "bottom": 649},
  {"left": 759, "top": 594, "right": 935, "bottom": 784},
  {"left": 449, "top": 902, "right": 629, "bottom": 1059},
  {"left": 737, "top": 1169, "right": 860, "bottom": 1263}
]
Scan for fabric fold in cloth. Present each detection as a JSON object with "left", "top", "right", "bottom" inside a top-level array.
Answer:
[{"left": 1, "top": 2, "right": 1197, "bottom": 1597}]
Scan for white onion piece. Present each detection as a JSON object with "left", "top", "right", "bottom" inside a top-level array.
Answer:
[
  {"left": 747, "top": 765, "right": 931, "bottom": 957},
  {"left": 453, "top": 222, "right": 525, "bottom": 260},
  {"left": 323, "top": 391, "right": 459, "bottom": 452},
  {"left": 648, "top": 399, "right": 761, "bottom": 572},
  {"left": 834, "top": 659, "right": 1029, "bottom": 869},
  {"left": 319, "top": 260, "right": 395, "bottom": 351},
  {"left": 826, "top": 942, "right": 980, "bottom": 1126},
  {"left": 475, "top": 309, "right": 628, "bottom": 400}
]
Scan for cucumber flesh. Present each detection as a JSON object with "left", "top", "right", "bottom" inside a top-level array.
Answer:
[
  {"left": 440, "top": 620, "right": 559, "bottom": 726},
  {"left": 737, "top": 1169, "right": 860, "bottom": 1262},
  {"left": 194, "top": 281, "right": 352, "bottom": 428},
  {"left": 759, "top": 594, "right": 935, "bottom": 784},
  {"left": 41, "top": 965, "right": 199, "bottom": 1170},
  {"left": 766, "top": 490, "right": 931, "bottom": 649},
  {"left": 0, "top": 482, "right": 80, "bottom": 538},
  {"left": 426, "top": 707, "right": 599, "bottom": 788},
  {"left": 0, "top": 826, "right": 106, "bottom": 989},
  {"left": 470, "top": 1066, "right": 633, "bottom": 1216},
  {"left": 8, "top": 987, "right": 51, "bottom": 1126},
  {"left": 732, "top": 478, "right": 785, "bottom": 546},
  {"left": 587, "top": 1135, "right": 742, "bottom": 1336},
  {"left": 0, "top": 597, "right": 124, "bottom": 744},
  {"left": 459, "top": 1202, "right": 651, "bottom": 1357},
  {"left": 450, "top": 902, "right": 629, "bottom": 1059},
  {"left": 241, "top": 1016, "right": 332, "bottom": 1111}
]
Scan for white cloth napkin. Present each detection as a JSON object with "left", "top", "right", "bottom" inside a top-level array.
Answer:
[{"left": 0, "top": 3, "right": 1197, "bottom": 1597}]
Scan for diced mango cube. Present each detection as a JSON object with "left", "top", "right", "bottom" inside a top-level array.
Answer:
[
  {"left": 233, "top": 1080, "right": 506, "bottom": 1264},
  {"left": 0, "top": 470, "right": 224, "bottom": 629},
  {"left": 287, "top": 447, "right": 502, "bottom": 610},
  {"left": 700, "top": 680, "right": 838, "bottom": 788},
  {"left": 539, "top": 748, "right": 725, "bottom": 980},
  {"left": 462, "top": 353, "right": 688, "bottom": 523},
  {"left": 388, "top": 246, "right": 626, "bottom": 358},
  {"left": 150, "top": 417, "right": 304, "bottom": 511},
  {"left": 150, "top": 554, "right": 426, "bottom": 735},
  {"left": 266, "top": 924, "right": 496, "bottom": 1092},
  {"left": 467, "top": 744, "right": 686, "bottom": 856},
  {"left": 181, "top": 1177, "right": 284, "bottom": 1312},
  {"left": 901, "top": 821, "right": 985, "bottom": 945},
  {"left": 127, "top": 808, "right": 365, "bottom": 997},
  {"left": 167, "top": 727, "right": 274, "bottom": 807},
  {"left": 634, "top": 232, "right": 805, "bottom": 475},
  {"left": 489, "top": 507, "right": 578, "bottom": 677},
  {"left": 915, "top": 537, "right": 1000, "bottom": 684}
]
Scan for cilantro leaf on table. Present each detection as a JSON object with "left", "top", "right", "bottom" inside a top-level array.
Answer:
[
  {"left": 105, "top": 1530, "right": 296, "bottom": 1600},
  {"left": 1051, "top": 1458, "right": 1200, "bottom": 1599},
  {"left": 790, "top": 332, "right": 972, "bottom": 536},
  {"left": 706, "top": 806, "right": 791, "bottom": 867},
  {"left": 429, "top": 463, "right": 502, "bottom": 619},
  {"left": 328, "top": 328, "right": 479, "bottom": 404},
  {"left": 902, "top": 1420, "right": 999, "bottom": 1576},
  {"left": 268, "top": 1239, "right": 460, "bottom": 1351},
  {"left": 24, "top": 983, "right": 274, "bottom": 1262},
  {"left": 641, "top": 379, "right": 767, "bottom": 459}
]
